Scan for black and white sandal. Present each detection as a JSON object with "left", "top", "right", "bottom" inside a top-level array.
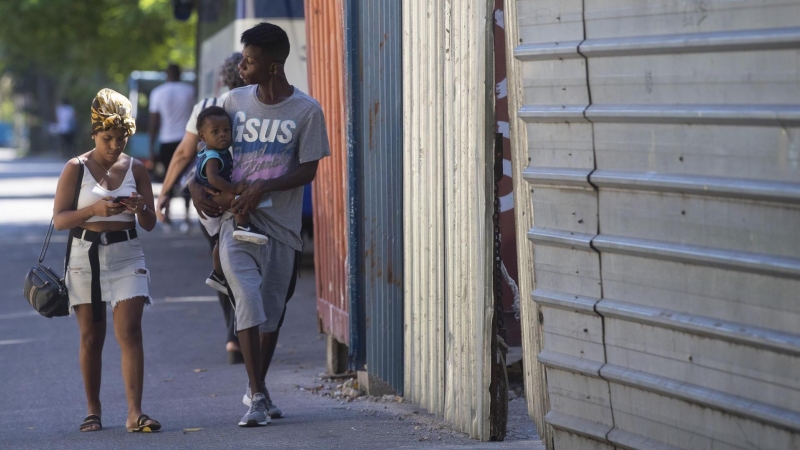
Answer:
[
  {"left": 127, "top": 414, "right": 161, "bottom": 433},
  {"left": 79, "top": 414, "right": 102, "bottom": 432}
]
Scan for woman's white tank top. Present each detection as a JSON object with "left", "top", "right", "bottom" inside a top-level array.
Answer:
[{"left": 77, "top": 157, "right": 137, "bottom": 223}]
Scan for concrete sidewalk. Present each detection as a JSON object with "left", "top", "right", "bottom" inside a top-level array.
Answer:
[{"left": 0, "top": 219, "right": 540, "bottom": 449}]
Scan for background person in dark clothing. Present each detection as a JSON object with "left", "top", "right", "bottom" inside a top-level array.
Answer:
[{"left": 158, "top": 53, "right": 247, "bottom": 364}]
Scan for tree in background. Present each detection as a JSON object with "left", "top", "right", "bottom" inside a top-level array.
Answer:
[{"left": 0, "top": 0, "right": 196, "bottom": 155}]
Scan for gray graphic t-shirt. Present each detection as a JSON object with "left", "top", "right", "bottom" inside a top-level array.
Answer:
[{"left": 223, "top": 85, "right": 330, "bottom": 250}]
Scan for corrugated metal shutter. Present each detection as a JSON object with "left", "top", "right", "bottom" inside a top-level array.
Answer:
[
  {"left": 306, "top": 0, "right": 349, "bottom": 345},
  {"left": 507, "top": 0, "right": 800, "bottom": 449},
  {"left": 350, "top": 0, "right": 405, "bottom": 394},
  {"left": 403, "top": 0, "right": 496, "bottom": 440}
]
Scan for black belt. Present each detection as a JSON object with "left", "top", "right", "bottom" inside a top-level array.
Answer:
[
  {"left": 73, "top": 228, "right": 137, "bottom": 245},
  {"left": 71, "top": 227, "right": 138, "bottom": 323}
]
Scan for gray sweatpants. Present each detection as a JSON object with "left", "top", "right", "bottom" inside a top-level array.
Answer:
[{"left": 219, "top": 215, "right": 296, "bottom": 333}]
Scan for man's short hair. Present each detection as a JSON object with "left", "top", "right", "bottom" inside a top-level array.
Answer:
[
  {"left": 166, "top": 63, "right": 181, "bottom": 80},
  {"left": 240, "top": 22, "right": 290, "bottom": 63}
]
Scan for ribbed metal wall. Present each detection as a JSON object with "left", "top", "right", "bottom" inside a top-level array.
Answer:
[
  {"left": 507, "top": 1, "right": 800, "bottom": 449},
  {"left": 352, "top": 0, "right": 405, "bottom": 394},
  {"left": 502, "top": 0, "right": 549, "bottom": 445},
  {"left": 306, "top": 0, "right": 349, "bottom": 345},
  {"left": 403, "top": 0, "right": 496, "bottom": 440},
  {"left": 403, "top": 0, "right": 445, "bottom": 419}
]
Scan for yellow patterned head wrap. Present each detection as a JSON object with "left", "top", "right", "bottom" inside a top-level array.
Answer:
[{"left": 90, "top": 88, "right": 136, "bottom": 136}]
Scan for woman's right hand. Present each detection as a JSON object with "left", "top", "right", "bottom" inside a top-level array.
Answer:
[{"left": 92, "top": 196, "right": 128, "bottom": 217}]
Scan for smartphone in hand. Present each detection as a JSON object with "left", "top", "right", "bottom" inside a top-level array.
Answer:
[{"left": 111, "top": 196, "right": 130, "bottom": 204}]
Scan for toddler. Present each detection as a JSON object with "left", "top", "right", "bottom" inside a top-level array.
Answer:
[{"left": 194, "top": 106, "right": 269, "bottom": 293}]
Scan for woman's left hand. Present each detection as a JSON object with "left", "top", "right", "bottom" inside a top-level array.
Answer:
[{"left": 124, "top": 192, "right": 144, "bottom": 213}]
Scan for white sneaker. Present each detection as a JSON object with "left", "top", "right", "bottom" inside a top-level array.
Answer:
[{"left": 232, "top": 222, "right": 269, "bottom": 245}]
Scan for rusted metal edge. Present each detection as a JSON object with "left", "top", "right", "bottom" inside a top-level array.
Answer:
[
  {"left": 597, "top": 299, "right": 800, "bottom": 357},
  {"left": 532, "top": 288, "right": 599, "bottom": 315},
  {"left": 593, "top": 234, "right": 800, "bottom": 279},
  {"left": 607, "top": 428, "right": 683, "bottom": 450},
  {"left": 527, "top": 226, "right": 595, "bottom": 250},
  {"left": 544, "top": 411, "right": 611, "bottom": 442},
  {"left": 518, "top": 105, "right": 588, "bottom": 123},
  {"left": 538, "top": 350, "right": 603, "bottom": 378},
  {"left": 601, "top": 364, "right": 800, "bottom": 433},
  {"left": 519, "top": 104, "right": 800, "bottom": 126},
  {"left": 545, "top": 411, "right": 684, "bottom": 450},
  {"left": 515, "top": 27, "right": 800, "bottom": 61},
  {"left": 591, "top": 170, "right": 800, "bottom": 205},
  {"left": 585, "top": 104, "right": 800, "bottom": 126},
  {"left": 523, "top": 167, "right": 593, "bottom": 189},
  {"left": 514, "top": 41, "right": 582, "bottom": 61}
]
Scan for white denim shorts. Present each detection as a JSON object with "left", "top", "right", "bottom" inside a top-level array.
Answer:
[{"left": 65, "top": 236, "right": 151, "bottom": 312}]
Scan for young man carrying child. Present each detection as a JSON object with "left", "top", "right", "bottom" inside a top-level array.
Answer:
[
  {"left": 192, "top": 106, "right": 269, "bottom": 293},
  {"left": 190, "top": 22, "right": 330, "bottom": 427}
]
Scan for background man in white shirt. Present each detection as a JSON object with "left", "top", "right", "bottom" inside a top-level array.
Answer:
[
  {"left": 54, "top": 99, "right": 76, "bottom": 157},
  {"left": 148, "top": 63, "right": 195, "bottom": 228}
]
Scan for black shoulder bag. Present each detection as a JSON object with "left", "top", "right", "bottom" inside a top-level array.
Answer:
[{"left": 23, "top": 158, "right": 84, "bottom": 318}]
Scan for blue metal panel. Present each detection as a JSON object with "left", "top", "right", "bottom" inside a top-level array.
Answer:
[{"left": 348, "top": 0, "right": 404, "bottom": 394}]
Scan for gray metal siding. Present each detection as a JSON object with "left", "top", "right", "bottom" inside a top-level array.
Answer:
[
  {"left": 354, "top": 0, "right": 405, "bottom": 394},
  {"left": 507, "top": 0, "right": 800, "bottom": 449}
]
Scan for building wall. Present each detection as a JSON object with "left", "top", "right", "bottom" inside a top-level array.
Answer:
[
  {"left": 506, "top": 0, "right": 800, "bottom": 448},
  {"left": 403, "top": 0, "right": 496, "bottom": 440},
  {"left": 502, "top": 1, "right": 550, "bottom": 444},
  {"left": 349, "top": 0, "right": 405, "bottom": 394}
]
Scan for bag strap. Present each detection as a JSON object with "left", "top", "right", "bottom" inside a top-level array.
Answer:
[
  {"left": 38, "top": 158, "right": 84, "bottom": 269},
  {"left": 63, "top": 158, "right": 84, "bottom": 275},
  {"left": 38, "top": 219, "right": 55, "bottom": 263}
]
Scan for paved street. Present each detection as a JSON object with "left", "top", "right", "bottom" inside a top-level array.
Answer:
[{"left": 0, "top": 155, "right": 540, "bottom": 449}]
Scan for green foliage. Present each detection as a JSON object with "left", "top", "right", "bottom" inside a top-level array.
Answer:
[{"left": 0, "top": 0, "right": 195, "bottom": 99}]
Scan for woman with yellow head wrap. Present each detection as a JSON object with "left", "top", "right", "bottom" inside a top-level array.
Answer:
[
  {"left": 90, "top": 88, "right": 137, "bottom": 137},
  {"left": 52, "top": 88, "right": 161, "bottom": 433}
]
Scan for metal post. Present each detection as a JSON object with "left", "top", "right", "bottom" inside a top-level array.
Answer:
[{"left": 345, "top": 0, "right": 366, "bottom": 371}]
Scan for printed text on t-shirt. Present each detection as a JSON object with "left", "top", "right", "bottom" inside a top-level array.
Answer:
[{"left": 234, "top": 112, "right": 296, "bottom": 144}]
